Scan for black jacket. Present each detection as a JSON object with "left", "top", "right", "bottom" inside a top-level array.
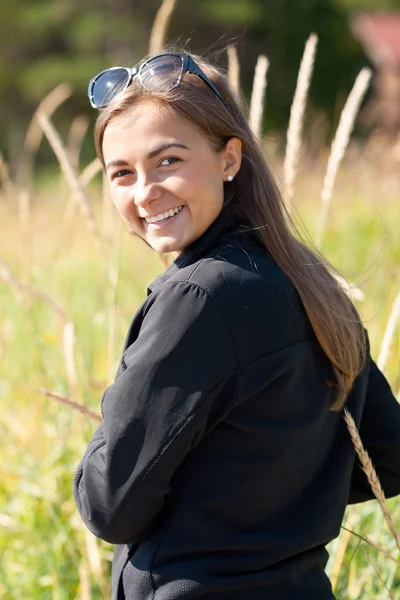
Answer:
[{"left": 73, "top": 208, "right": 400, "bottom": 599}]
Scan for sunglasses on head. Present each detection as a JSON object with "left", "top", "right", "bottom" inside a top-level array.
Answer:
[{"left": 88, "top": 52, "right": 230, "bottom": 111}]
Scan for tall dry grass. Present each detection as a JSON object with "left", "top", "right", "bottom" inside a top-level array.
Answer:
[
  {"left": 249, "top": 54, "right": 269, "bottom": 139},
  {"left": 284, "top": 33, "right": 318, "bottom": 204},
  {"left": 1, "top": 4, "right": 400, "bottom": 598},
  {"left": 227, "top": 44, "right": 241, "bottom": 97},
  {"left": 316, "top": 68, "right": 372, "bottom": 248},
  {"left": 148, "top": 0, "right": 177, "bottom": 56}
]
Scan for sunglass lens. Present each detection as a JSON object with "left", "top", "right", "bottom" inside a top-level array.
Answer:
[
  {"left": 92, "top": 68, "right": 130, "bottom": 108},
  {"left": 140, "top": 54, "right": 183, "bottom": 92}
]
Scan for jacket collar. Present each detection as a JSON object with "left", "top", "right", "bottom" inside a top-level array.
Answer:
[{"left": 147, "top": 206, "right": 252, "bottom": 294}]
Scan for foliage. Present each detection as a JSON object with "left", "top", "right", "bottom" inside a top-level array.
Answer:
[
  {"left": 336, "top": 0, "right": 400, "bottom": 10},
  {"left": 0, "top": 163, "right": 399, "bottom": 598},
  {"left": 0, "top": 0, "right": 382, "bottom": 165},
  {"left": 1, "top": 2, "right": 400, "bottom": 597}
]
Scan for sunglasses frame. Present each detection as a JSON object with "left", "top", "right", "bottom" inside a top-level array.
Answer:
[{"left": 88, "top": 52, "right": 230, "bottom": 111}]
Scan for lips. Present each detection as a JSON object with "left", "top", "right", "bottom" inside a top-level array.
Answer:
[
  {"left": 144, "top": 205, "right": 185, "bottom": 229},
  {"left": 144, "top": 205, "right": 184, "bottom": 224}
]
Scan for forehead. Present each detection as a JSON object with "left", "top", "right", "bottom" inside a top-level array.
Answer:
[{"left": 102, "top": 101, "right": 206, "bottom": 158}]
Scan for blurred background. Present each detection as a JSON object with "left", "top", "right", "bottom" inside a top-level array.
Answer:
[
  {"left": 2, "top": 0, "right": 400, "bottom": 169},
  {"left": 1, "top": 1, "right": 400, "bottom": 599}
]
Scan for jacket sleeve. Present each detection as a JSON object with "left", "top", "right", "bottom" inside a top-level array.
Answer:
[
  {"left": 73, "top": 280, "right": 238, "bottom": 544},
  {"left": 348, "top": 356, "right": 400, "bottom": 504}
]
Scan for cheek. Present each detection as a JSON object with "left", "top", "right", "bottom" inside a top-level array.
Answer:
[
  {"left": 170, "top": 165, "right": 222, "bottom": 205},
  {"left": 166, "top": 168, "right": 201, "bottom": 199},
  {"left": 110, "top": 187, "right": 130, "bottom": 215}
]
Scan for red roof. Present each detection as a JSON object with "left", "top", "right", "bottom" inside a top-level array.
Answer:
[{"left": 351, "top": 13, "right": 400, "bottom": 67}]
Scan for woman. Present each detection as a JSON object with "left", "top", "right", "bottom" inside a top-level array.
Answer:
[{"left": 73, "top": 51, "right": 400, "bottom": 599}]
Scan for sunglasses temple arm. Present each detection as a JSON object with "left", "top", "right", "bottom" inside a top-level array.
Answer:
[{"left": 187, "top": 60, "right": 230, "bottom": 111}]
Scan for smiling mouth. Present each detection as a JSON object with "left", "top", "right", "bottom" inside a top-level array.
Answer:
[
  {"left": 144, "top": 205, "right": 184, "bottom": 224},
  {"left": 144, "top": 205, "right": 184, "bottom": 228}
]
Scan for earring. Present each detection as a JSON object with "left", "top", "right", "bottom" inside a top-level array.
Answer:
[{"left": 226, "top": 174, "right": 234, "bottom": 182}]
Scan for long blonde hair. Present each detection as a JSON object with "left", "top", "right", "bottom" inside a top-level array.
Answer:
[{"left": 93, "top": 50, "right": 367, "bottom": 411}]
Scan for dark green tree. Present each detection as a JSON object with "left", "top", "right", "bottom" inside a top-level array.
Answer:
[{"left": 1, "top": 0, "right": 392, "bottom": 167}]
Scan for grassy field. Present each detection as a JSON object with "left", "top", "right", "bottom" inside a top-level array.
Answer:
[
  {"left": 2, "top": 0, "right": 399, "bottom": 593},
  {"left": 0, "top": 161, "right": 399, "bottom": 599}
]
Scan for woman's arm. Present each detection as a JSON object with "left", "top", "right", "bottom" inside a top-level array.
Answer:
[
  {"left": 73, "top": 280, "right": 238, "bottom": 544},
  {"left": 348, "top": 356, "right": 400, "bottom": 504}
]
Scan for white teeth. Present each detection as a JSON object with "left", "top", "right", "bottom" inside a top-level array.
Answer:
[{"left": 145, "top": 206, "right": 183, "bottom": 224}]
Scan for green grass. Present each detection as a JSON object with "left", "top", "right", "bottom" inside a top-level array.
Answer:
[{"left": 0, "top": 176, "right": 399, "bottom": 599}]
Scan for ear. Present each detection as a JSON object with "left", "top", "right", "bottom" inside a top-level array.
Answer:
[{"left": 220, "top": 137, "right": 242, "bottom": 181}]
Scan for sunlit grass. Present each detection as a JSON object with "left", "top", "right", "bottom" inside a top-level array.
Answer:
[{"left": 1, "top": 169, "right": 399, "bottom": 599}]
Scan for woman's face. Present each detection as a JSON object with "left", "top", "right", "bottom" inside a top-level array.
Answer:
[{"left": 102, "top": 101, "right": 242, "bottom": 256}]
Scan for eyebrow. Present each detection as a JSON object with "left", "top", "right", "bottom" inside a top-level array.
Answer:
[{"left": 106, "top": 143, "right": 190, "bottom": 170}]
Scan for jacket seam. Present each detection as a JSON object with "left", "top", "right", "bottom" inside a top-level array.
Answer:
[
  {"left": 158, "top": 277, "right": 240, "bottom": 366},
  {"left": 100, "top": 387, "right": 111, "bottom": 417},
  {"left": 75, "top": 438, "right": 107, "bottom": 491},
  {"left": 98, "top": 279, "right": 239, "bottom": 538},
  {"left": 102, "top": 282, "right": 313, "bottom": 542},
  {"left": 149, "top": 278, "right": 317, "bottom": 370},
  {"left": 239, "top": 337, "right": 317, "bottom": 368},
  {"left": 146, "top": 368, "right": 242, "bottom": 596},
  {"left": 102, "top": 366, "right": 237, "bottom": 539},
  {"left": 142, "top": 367, "right": 235, "bottom": 481}
]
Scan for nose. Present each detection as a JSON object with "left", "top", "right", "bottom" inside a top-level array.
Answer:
[{"left": 133, "top": 173, "right": 162, "bottom": 208}]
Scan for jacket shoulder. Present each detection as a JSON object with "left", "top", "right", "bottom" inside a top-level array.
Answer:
[
  {"left": 166, "top": 241, "right": 313, "bottom": 360},
  {"left": 172, "top": 240, "right": 292, "bottom": 298}
]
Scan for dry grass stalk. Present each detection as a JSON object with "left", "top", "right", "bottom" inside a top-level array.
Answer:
[
  {"left": 37, "top": 111, "right": 105, "bottom": 256},
  {"left": 79, "top": 559, "right": 90, "bottom": 600},
  {"left": 105, "top": 215, "right": 125, "bottom": 384},
  {"left": 14, "top": 86, "right": 71, "bottom": 283},
  {"left": 227, "top": 45, "right": 240, "bottom": 97},
  {"left": 66, "top": 115, "right": 89, "bottom": 169},
  {"left": 18, "top": 83, "right": 72, "bottom": 188},
  {"left": 107, "top": 302, "right": 118, "bottom": 387},
  {"left": 0, "top": 256, "right": 67, "bottom": 320},
  {"left": 23, "top": 83, "right": 73, "bottom": 154},
  {"left": 158, "top": 252, "right": 170, "bottom": 268},
  {"left": 37, "top": 388, "right": 102, "bottom": 422},
  {"left": 377, "top": 288, "right": 400, "bottom": 372},
  {"left": 341, "top": 525, "right": 400, "bottom": 566},
  {"left": 284, "top": 33, "right": 318, "bottom": 205},
  {"left": 84, "top": 528, "right": 110, "bottom": 597},
  {"left": 0, "top": 153, "right": 14, "bottom": 197},
  {"left": 316, "top": 68, "right": 372, "bottom": 247},
  {"left": 16, "top": 86, "right": 74, "bottom": 281},
  {"left": 62, "top": 158, "right": 103, "bottom": 228},
  {"left": 63, "top": 322, "right": 78, "bottom": 391},
  {"left": 335, "top": 272, "right": 365, "bottom": 302},
  {"left": 330, "top": 522, "right": 352, "bottom": 590},
  {"left": 80, "top": 158, "right": 103, "bottom": 186},
  {"left": 106, "top": 246, "right": 120, "bottom": 386},
  {"left": 343, "top": 407, "right": 400, "bottom": 552},
  {"left": 102, "top": 171, "right": 115, "bottom": 244},
  {"left": 249, "top": 54, "right": 269, "bottom": 140},
  {"left": 361, "top": 548, "right": 396, "bottom": 600},
  {"left": 362, "top": 536, "right": 399, "bottom": 566},
  {"left": 17, "top": 187, "right": 32, "bottom": 282},
  {"left": 149, "top": 0, "right": 177, "bottom": 55}
]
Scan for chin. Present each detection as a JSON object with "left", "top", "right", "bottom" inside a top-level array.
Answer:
[{"left": 149, "top": 236, "right": 187, "bottom": 255}]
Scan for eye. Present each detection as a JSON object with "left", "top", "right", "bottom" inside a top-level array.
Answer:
[
  {"left": 159, "top": 156, "right": 181, "bottom": 167},
  {"left": 111, "top": 169, "right": 133, "bottom": 180}
]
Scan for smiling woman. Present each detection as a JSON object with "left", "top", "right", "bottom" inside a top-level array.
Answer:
[
  {"left": 73, "top": 50, "right": 400, "bottom": 600},
  {"left": 101, "top": 101, "right": 242, "bottom": 255}
]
